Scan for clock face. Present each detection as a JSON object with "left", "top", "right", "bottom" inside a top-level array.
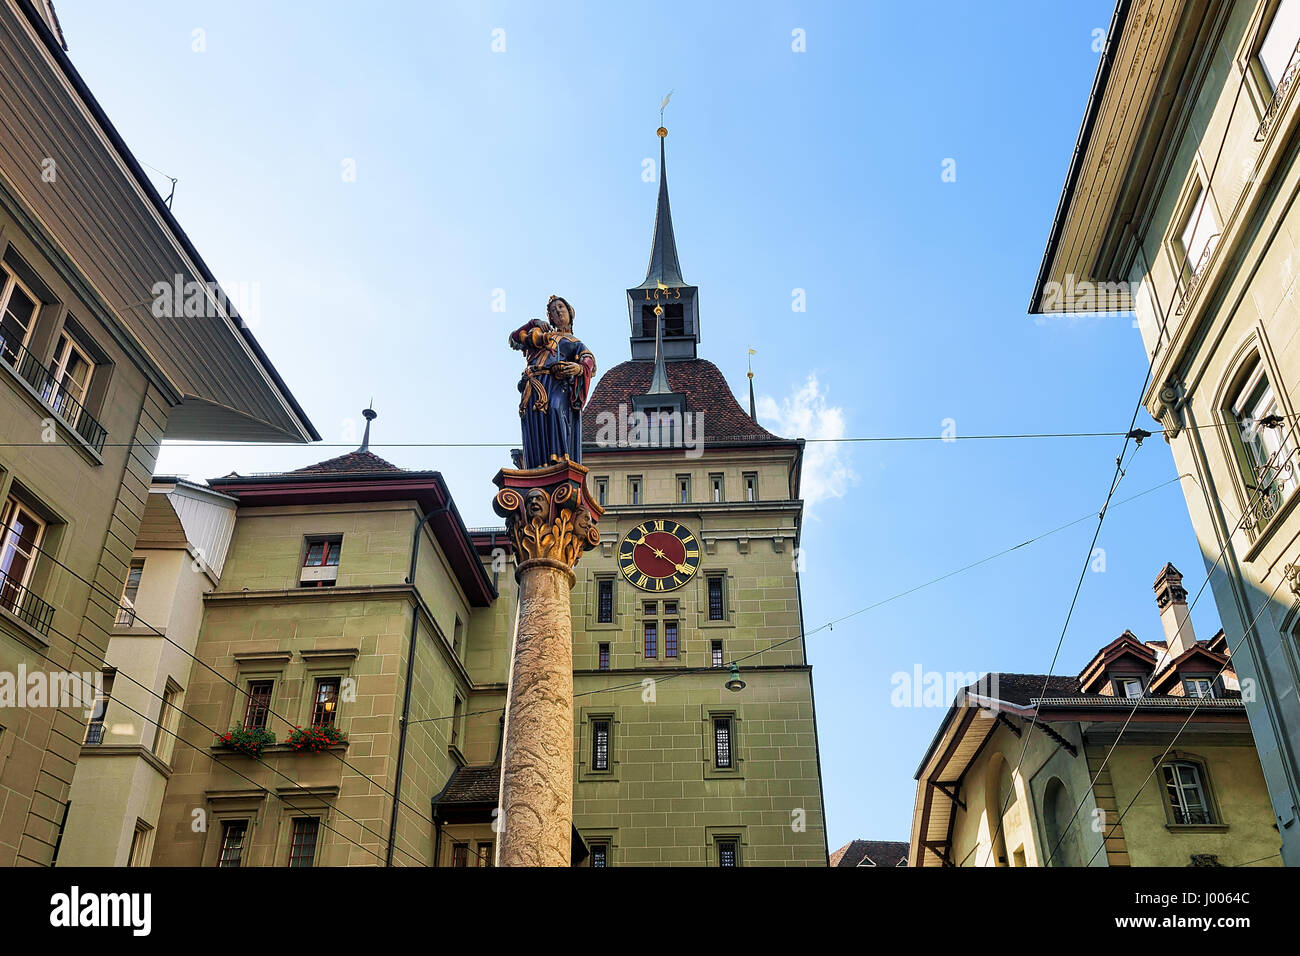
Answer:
[{"left": 619, "top": 519, "right": 701, "bottom": 591}]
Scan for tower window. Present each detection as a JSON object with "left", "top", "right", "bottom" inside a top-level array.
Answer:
[
  {"left": 677, "top": 474, "right": 691, "bottom": 503},
  {"left": 665, "top": 620, "right": 678, "bottom": 659},
  {"left": 712, "top": 640, "right": 724, "bottom": 668},
  {"left": 744, "top": 473, "right": 758, "bottom": 502},
  {"left": 714, "top": 717, "right": 733, "bottom": 768},
  {"left": 595, "top": 478, "right": 608, "bottom": 507},
  {"left": 598, "top": 643, "right": 610, "bottom": 671},
  {"left": 592, "top": 720, "right": 610, "bottom": 771},
  {"left": 707, "top": 576, "right": 725, "bottom": 621},
  {"left": 597, "top": 578, "right": 614, "bottom": 623},
  {"left": 644, "top": 622, "right": 657, "bottom": 659},
  {"left": 710, "top": 474, "right": 724, "bottom": 502},
  {"left": 628, "top": 476, "right": 642, "bottom": 506},
  {"left": 717, "top": 839, "right": 738, "bottom": 867}
]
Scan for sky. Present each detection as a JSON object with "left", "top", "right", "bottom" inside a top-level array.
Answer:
[{"left": 55, "top": 0, "right": 1226, "bottom": 850}]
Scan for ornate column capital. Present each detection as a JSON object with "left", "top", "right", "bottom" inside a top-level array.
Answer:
[{"left": 492, "top": 456, "right": 604, "bottom": 580}]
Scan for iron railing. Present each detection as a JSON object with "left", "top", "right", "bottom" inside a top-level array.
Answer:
[
  {"left": 1257, "top": 37, "right": 1300, "bottom": 142},
  {"left": 84, "top": 723, "right": 105, "bottom": 745},
  {"left": 0, "top": 335, "right": 107, "bottom": 453},
  {"left": 0, "top": 566, "right": 55, "bottom": 636}
]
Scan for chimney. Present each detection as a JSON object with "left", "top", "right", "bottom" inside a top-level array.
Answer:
[{"left": 1154, "top": 563, "right": 1196, "bottom": 660}]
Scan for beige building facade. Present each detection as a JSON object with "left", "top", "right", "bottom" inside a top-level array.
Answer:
[
  {"left": 0, "top": 0, "right": 314, "bottom": 866},
  {"left": 1032, "top": 0, "right": 1300, "bottom": 865}
]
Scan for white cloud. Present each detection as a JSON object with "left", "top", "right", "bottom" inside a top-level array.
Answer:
[{"left": 756, "top": 375, "right": 855, "bottom": 517}]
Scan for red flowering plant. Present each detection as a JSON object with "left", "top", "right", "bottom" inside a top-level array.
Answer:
[
  {"left": 215, "top": 726, "right": 276, "bottom": 758},
  {"left": 284, "top": 724, "right": 347, "bottom": 753}
]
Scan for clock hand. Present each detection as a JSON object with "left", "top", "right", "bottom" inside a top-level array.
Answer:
[
  {"left": 634, "top": 540, "right": 669, "bottom": 561},
  {"left": 674, "top": 564, "right": 691, "bottom": 574}
]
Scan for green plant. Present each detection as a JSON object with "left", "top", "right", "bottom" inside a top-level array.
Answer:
[
  {"left": 215, "top": 725, "right": 276, "bottom": 758},
  {"left": 284, "top": 724, "right": 347, "bottom": 753}
]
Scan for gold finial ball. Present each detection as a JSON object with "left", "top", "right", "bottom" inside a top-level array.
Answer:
[
  {"left": 653, "top": 305, "right": 664, "bottom": 316},
  {"left": 657, "top": 126, "right": 668, "bottom": 138}
]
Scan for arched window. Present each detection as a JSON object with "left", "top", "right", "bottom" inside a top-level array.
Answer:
[{"left": 1042, "top": 777, "right": 1082, "bottom": 867}]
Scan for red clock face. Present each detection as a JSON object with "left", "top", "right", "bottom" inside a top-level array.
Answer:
[{"left": 619, "top": 520, "right": 700, "bottom": 591}]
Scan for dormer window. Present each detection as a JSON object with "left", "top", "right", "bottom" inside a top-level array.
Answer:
[
  {"left": 1115, "top": 677, "right": 1143, "bottom": 698},
  {"left": 1184, "top": 678, "right": 1215, "bottom": 699},
  {"left": 300, "top": 536, "right": 341, "bottom": 587}
]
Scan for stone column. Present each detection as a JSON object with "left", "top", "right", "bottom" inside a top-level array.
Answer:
[{"left": 492, "top": 458, "right": 602, "bottom": 866}]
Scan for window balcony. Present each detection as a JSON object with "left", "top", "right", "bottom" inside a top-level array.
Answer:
[
  {"left": 0, "top": 566, "right": 55, "bottom": 636},
  {"left": 0, "top": 335, "right": 107, "bottom": 453}
]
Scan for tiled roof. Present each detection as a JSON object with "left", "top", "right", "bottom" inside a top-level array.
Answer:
[
  {"left": 830, "top": 840, "right": 909, "bottom": 867},
  {"left": 433, "top": 765, "right": 499, "bottom": 806},
  {"left": 971, "top": 673, "right": 1080, "bottom": 706},
  {"left": 288, "top": 450, "right": 405, "bottom": 475},
  {"left": 582, "top": 358, "right": 781, "bottom": 446}
]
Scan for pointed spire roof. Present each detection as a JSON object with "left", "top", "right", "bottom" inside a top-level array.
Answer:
[
  {"left": 290, "top": 404, "right": 402, "bottom": 475},
  {"left": 646, "top": 309, "right": 672, "bottom": 395},
  {"left": 637, "top": 127, "right": 686, "bottom": 290}
]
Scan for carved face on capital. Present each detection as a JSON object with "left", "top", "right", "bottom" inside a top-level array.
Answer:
[
  {"left": 548, "top": 297, "right": 573, "bottom": 332},
  {"left": 525, "top": 488, "right": 551, "bottom": 522}
]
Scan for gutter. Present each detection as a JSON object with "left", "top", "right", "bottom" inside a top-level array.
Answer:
[
  {"left": 1028, "top": 0, "right": 1134, "bottom": 314},
  {"left": 385, "top": 502, "right": 450, "bottom": 866}
]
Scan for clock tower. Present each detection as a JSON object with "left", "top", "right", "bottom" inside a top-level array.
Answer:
[{"left": 560, "top": 127, "right": 829, "bottom": 866}]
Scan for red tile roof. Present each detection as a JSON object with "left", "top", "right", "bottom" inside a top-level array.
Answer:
[
  {"left": 581, "top": 358, "right": 782, "bottom": 446},
  {"left": 289, "top": 450, "right": 404, "bottom": 475},
  {"left": 831, "top": 840, "right": 909, "bottom": 867}
]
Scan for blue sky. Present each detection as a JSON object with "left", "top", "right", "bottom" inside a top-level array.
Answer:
[{"left": 57, "top": 0, "right": 1224, "bottom": 849}]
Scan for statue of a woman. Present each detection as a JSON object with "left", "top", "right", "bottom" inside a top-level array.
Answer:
[{"left": 509, "top": 295, "right": 596, "bottom": 468}]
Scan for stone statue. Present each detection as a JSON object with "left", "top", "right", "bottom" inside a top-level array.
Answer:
[{"left": 509, "top": 295, "right": 596, "bottom": 469}]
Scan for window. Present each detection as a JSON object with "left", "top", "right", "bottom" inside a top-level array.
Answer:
[
  {"left": 1259, "top": 0, "right": 1300, "bottom": 91},
  {"left": 718, "top": 839, "right": 739, "bottom": 867},
  {"left": 677, "top": 475, "right": 691, "bottom": 503},
  {"left": 643, "top": 600, "right": 657, "bottom": 616},
  {"left": 710, "top": 474, "right": 724, "bottom": 503},
  {"left": 665, "top": 620, "right": 678, "bottom": 659},
  {"left": 643, "top": 622, "right": 657, "bottom": 659},
  {"left": 714, "top": 717, "right": 733, "bottom": 769},
  {"left": 596, "top": 478, "right": 608, "bottom": 507},
  {"left": 1163, "top": 761, "right": 1213, "bottom": 825},
  {"left": 45, "top": 331, "right": 94, "bottom": 419},
  {"left": 288, "top": 817, "right": 319, "bottom": 867},
  {"left": 128, "top": 820, "right": 152, "bottom": 867},
  {"left": 744, "top": 473, "right": 758, "bottom": 502},
  {"left": 712, "top": 640, "right": 724, "bottom": 668},
  {"left": 0, "top": 266, "right": 38, "bottom": 367},
  {"left": 707, "top": 576, "right": 725, "bottom": 621},
  {"left": 451, "top": 844, "right": 468, "bottom": 867},
  {"left": 1179, "top": 181, "right": 1218, "bottom": 277},
  {"left": 592, "top": 719, "right": 610, "bottom": 771},
  {"left": 242, "top": 680, "right": 273, "bottom": 731},
  {"left": 217, "top": 821, "right": 248, "bottom": 867},
  {"left": 1115, "top": 677, "right": 1143, "bottom": 698},
  {"left": 152, "top": 683, "right": 179, "bottom": 757},
  {"left": 597, "top": 578, "right": 613, "bottom": 623},
  {"left": 1184, "top": 678, "right": 1215, "bottom": 699},
  {"left": 300, "top": 536, "right": 341, "bottom": 588},
  {"left": 663, "top": 601, "right": 677, "bottom": 616},
  {"left": 0, "top": 495, "right": 46, "bottom": 617},
  {"left": 478, "top": 841, "right": 494, "bottom": 867},
  {"left": 598, "top": 643, "right": 610, "bottom": 671},
  {"left": 84, "top": 673, "right": 113, "bottom": 746},
  {"left": 116, "top": 559, "right": 144, "bottom": 626},
  {"left": 452, "top": 616, "right": 464, "bottom": 657},
  {"left": 628, "top": 477, "right": 641, "bottom": 506},
  {"left": 590, "top": 844, "right": 608, "bottom": 868},
  {"left": 312, "top": 677, "right": 340, "bottom": 726},
  {"left": 1229, "top": 364, "right": 1296, "bottom": 525},
  {"left": 451, "top": 696, "right": 463, "bottom": 749}
]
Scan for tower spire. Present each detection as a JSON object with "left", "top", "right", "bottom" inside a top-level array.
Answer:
[
  {"left": 642, "top": 126, "right": 685, "bottom": 289},
  {"left": 647, "top": 304, "right": 671, "bottom": 395},
  {"left": 747, "top": 348, "right": 757, "bottom": 420},
  {"left": 358, "top": 402, "right": 377, "bottom": 452}
]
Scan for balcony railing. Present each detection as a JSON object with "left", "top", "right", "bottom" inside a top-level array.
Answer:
[
  {"left": 1257, "top": 37, "right": 1300, "bottom": 142},
  {"left": 84, "top": 723, "right": 105, "bottom": 746},
  {"left": 0, "top": 567, "right": 55, "bottom": 636},
  {"left": 0, "top": 335, "right": 107, "bottom": 453}
]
